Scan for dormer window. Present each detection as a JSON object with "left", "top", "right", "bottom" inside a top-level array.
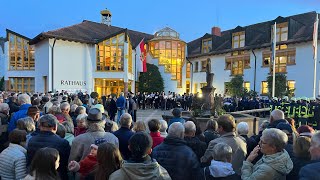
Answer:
[
  {"left": 232, "top": 31, "right": 245, "bottom": 48},
  {"left": 273, "top": 22, "right": 288, "bottom": 42},
  {"left": 202, "top": 38, "right": 212, "bottom": 53}
]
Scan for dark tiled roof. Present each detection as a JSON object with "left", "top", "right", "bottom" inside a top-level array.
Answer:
[
  {"left": 187, "top": 11, "right": 320, "bottom": 58},
  {"left": 29, "top": 20, "right": 153, "bottom": 47}
]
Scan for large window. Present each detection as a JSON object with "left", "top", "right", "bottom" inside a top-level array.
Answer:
[
  {"left": 287, "top": 80, "right": 295, "bottom": 91},
  {"left": 8, "top": 33, "right": 35, "bottom": 70},
  {"left": 186, "top": 62, "right": 191, "bottom": 78},
  {"left": 128, "top": 36, "right": 133, "bottom": 73},
  {"left": 9, "top": 77, "right": 35, "bottom": 93},
  {"left": 94, "top": 79, "right": 124, "bottom": 96},
  {"left": 202, "top": 38, "right": 212, "bottom": 53},
  {"left": 232, "top": 31, "right": 245, "bottom": 48},
  {"left": 225, "top": 53, "right": 250, "bottom": 75},
  {"left": 274, "top": 22, "right": 288, "bottom": 42},
  {"left": 261, "top": 81, "right": 268, "bottom": 95},
  {"left": 244, "top": 82, "right": 250, "bottom": 92},
  {"left": 96, "top": 33, "right": 125, "bottom": 71},
  {"left": 149, "top": 40, "right": 185, "bottom": 87},
  {"left": 186, "top": 81, "right": 190, "bottom": 94},
  {"left": 262, "top": 47, "right": 295, "bottom": 73}
]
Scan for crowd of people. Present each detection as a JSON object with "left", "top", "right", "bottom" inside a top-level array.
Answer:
[{"left": 0, "top": 91, "right": 319, "bottom": 179}]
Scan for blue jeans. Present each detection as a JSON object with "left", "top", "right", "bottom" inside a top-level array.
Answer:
[{"left": 117, "top": 109, "right": 125, "bottom": 123}]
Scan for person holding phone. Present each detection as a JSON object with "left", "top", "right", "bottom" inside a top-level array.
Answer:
[{"left": 241, "top": 128, "right": 293, "bottom": 180}]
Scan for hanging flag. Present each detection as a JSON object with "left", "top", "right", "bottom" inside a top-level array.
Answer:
[
  {"left": 313, "top": 14, "right": 318, "bottom": 60},
  {"left": 137, "top": 38, "right": 147, "bottom": 72}
]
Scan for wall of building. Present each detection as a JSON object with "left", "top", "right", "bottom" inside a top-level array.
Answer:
[
  {"left": 34, "top": 39, "right": 50, "bottom": 93},
  {"left": 0, "top": 43, "right": 5, "bottom": 78},
  {"left": 50, "top": 39, "right": 93, "bottom": 92}
]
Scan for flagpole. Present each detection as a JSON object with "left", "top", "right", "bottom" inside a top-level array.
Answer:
[
  {"left": 272, "top": 22, "right": 277, "bottom": 98},
  {"left": 313, "top": 14, "right": 318, "bottom": 99}
]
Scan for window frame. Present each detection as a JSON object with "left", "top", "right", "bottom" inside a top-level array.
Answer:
[
  {"left": 261, "top": 81, "right": 268, "bottom": 95},
  {"left": 8, "top": 77, "right": 35, "bottom": 93},
  {"left": 232, "top": 31, "right": 245, "bottom": 49},
  {"left": 201, "top": 60, "right": 207, "bottom": 72},
  {"left": 202, "top": 38, "right": 212, "bottom": 53},
  {"left": 274, "top": 22, "right": 288, "bottom": 42},
  {"left": 244, "top": 81, "right": 250, "bottom": 92},
  {"left": 186, "top": 62, "right": 191, "bottom": 78},
  {"left": 194, "top": 62, "right": 199, "bottom": 72}
]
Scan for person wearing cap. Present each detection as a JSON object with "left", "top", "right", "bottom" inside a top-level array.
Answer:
[
  {"left": 69, "top": 108, "right": 119, "bottom": 163},
  {"left": 92, "top": 104, "right": 118, "bottom": 133},
  {"left": 27, "top": 114, "right": 70, "bottom": 180}
]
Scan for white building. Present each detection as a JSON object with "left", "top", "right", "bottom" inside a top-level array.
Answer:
[
  {"left": 187, "top": 11, "right": 320, "bottom": 97},
  {"left": 1, "top": 10, "right": 320, "bottom": 98}
]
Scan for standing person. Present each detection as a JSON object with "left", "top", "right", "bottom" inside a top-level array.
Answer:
[
  {"left": 8, "top": 94, "right": 32, "bottom": 132},
  {"left": 128, "top": 93, "right": 137, "bottom": 122},
  {"left": 109, "top": 95, "right": 117, "bottom": 121},
  {"left": 203, "top": 119, "right": 220, "bottom": 145},
  {"left": 109, "top": 132, "right": 171, "bottom": 180},
  {"left": 69, "top": 108, "right": 119, "bottom": 162},
  {"left": 152, "top": 122, "right": 203, "bottom": 180},
  {"left": 184, "top": 121, "right": 207, "bottom": 161},
  {"left": 27, "top": 114, "right": 70, "bottom": 180},
  {"left": 7, "top": 95, "right": 19, "bottom": 115},
  {"left": 204, "top": 143, "right": 240, "bottom": 180},
  {"left": 148, "top": 119, "right": 164, "bottom": 148},
  {"left": 112, "top": 113, "right": 134, "bottom": 160},
  {"left": 91, "top": 143, "right": 123, "bottom": 180},
  {"left": 299, "top": 132, "right": 320, "bottom": 180},
  {"left": 201, "top": 115, "right": 247, "bottom": 175},
  {"left": 24, "top": 147, "right": 60, "bottom": 180},
  {"left": 241, "top": 128, "right": 293, "bottom": 179},
  {"left": 168, "top": 108, "right": 185, "bottom": 127},
  {"left": 0, "top": 129, "right": 27, "bottom": 180},
  {"left": 116, "top": 92, "right": 126, "bottom": 123},
  {"left": 0, "top": 103, "right": 10, "bottom": 152}
]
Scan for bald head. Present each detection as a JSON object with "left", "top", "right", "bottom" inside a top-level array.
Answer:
[
  {"left": 184, "top": 121, "right": 196, "bottom": 137},
  {"left": 270, "top": 109, "right": 285, "bottom": 122},
  {"left": 168, "top": 122, "right": 185, "bottom": 139}
]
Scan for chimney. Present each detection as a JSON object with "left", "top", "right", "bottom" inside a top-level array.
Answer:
[
  {"left": 211, "top": 27, "right": 221, "bottom": 36},
  {"left": 100, "top": 9, "right": 112, "bottom": 26}
]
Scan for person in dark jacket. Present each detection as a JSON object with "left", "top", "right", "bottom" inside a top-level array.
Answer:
[
  {"left": 184, "top": 121, "right": 207, "bottom": 162},
  {"left": 152, "top": 122, "right": 203, "bottom": 180},
  {"left": 8, "top": 94, "right": 32, "bottom": 132},
  {"left": 268, "top": 109, "right": 288, "bottom": 128},
  {"left": 204, "top": 143, "right": 240, "bottom": 180},
  {"left": 116, "top": 92, "right": 126, "bottom": 123},
  {"left": 203, "top": 119, "right": 220, "bottom": 145},
  {"left": 27, "top": 114, "right": 71, "bottom": 180},
  {"left": 287, "top": 136, "right": 311, "bottom": 180},
  {"left": 299, "top": 132, "right": 320, "bottom": 180},
  {"left": 7, "top": 96, "right": 19, "bottom": 115},
  {"left": 109, "top": 95, "right": 117, "bottom": 121},
  {"left": 113, "top": 113, "right": 134, "bottom": 160},
  {"left": 168, "top": 108, "right": 185, "bottom": 127}
]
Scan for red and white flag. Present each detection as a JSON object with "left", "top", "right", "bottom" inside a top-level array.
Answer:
[
  {"left": 136, "top": 38, "right": 147, "bottom": 72},
  {"left": 313, "top": 14, "right": 318, "bottom": 60}
]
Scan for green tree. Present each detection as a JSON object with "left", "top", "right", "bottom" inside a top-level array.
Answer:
[
  {"left": 0, "top": 77, "right": 4, "bottom": 91},
  {"left": 138, "top": 63, "right": 164, "bottom": 93},
  {"left": 226, "top": 75, "right": 244, "bottom": 97},
  {"left": 267, "top": 74, "right": 287, "bottom": 97}
]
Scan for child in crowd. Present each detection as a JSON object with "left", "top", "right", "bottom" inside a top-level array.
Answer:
[
  {"left": 74, "top": 114, "right": 88, "bottom": 136},
  {"left": 68, "top": 139, "right": 106, "bottom": 179}
]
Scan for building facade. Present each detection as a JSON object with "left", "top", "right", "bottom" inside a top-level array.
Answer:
[
  {"left": 1, "top": 11, "right": 320, "bottom": 98},
  {"left": 187, "top": 11, "right": 320, "bottom": 97}
]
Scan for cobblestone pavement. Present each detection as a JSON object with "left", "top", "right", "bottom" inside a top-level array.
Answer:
[{"left": 136, "top": 108, "right": 171, "bottom": 122}]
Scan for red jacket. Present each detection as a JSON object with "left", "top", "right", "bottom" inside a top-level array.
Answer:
[
  {"left": 150, "top": 132, "right": 164, "bottom": 148},
  {"left": 74, "top": 127, "right": 87, "bottom": 137},
  {"left": 79, "top": 154, "right": 97, "bottom": 177}
]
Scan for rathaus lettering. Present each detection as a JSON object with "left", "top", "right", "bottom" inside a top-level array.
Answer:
[{"left": 61, "top": 80, "right": 87, "bottom": 86}]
